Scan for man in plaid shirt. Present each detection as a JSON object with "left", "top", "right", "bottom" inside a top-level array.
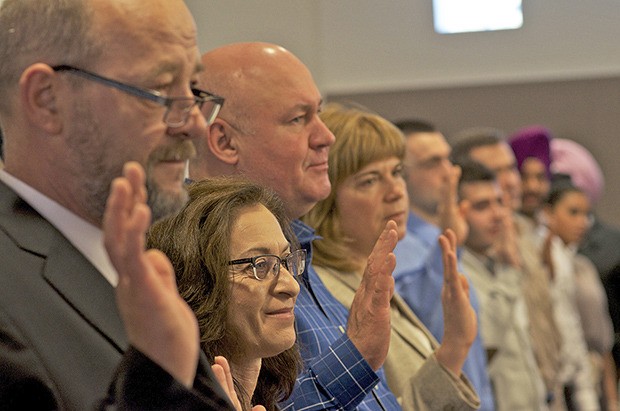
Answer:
[{"left": 190, "top": 42, "right": 402, "bottom": 410}]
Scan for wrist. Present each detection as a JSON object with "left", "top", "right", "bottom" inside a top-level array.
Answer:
[{"left": 434, "top": 341, "right": 470, "bottom": 376}]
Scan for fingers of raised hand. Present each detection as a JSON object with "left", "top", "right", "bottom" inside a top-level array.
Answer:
[
  {"left": 376, "top": 220, "right": 399, "bottom": 255},
  {"left": 439, "top": 229, "right": 460, "bottom": 294},
  {"left": 103, "top": 177, "right": 130, "bottom": 259},
  {"left": 144, "top": 249, "right": 178, "bottom": 290},
  {"left": 103, "top": 163, "right": 151, "bottom": 280},
  {"left": 122, "top": 162, "right": 147, "bottom": 204},
  {"left": 459, "top": 273, "right": 470, "bottom": 294},
  {"left": 365, "top": 221, "right": 398, "bottom": 281},
  {"left": 371, "top": 253, "right": 396, "bottom": 299},
  {"left": 212, "top": 356, "right": 241, "bottom": 408}
]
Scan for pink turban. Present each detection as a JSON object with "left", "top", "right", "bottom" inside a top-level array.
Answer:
[
  {"left": 508, "top": 125, "right": 552, "bottom": 178},
  {"left": 550, "top": 138, "right": 604, "bottom": 206}
]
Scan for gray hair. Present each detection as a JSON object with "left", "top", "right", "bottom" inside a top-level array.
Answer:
[{"left": 0, "top": 0, "right": 102, "bottom": 114}]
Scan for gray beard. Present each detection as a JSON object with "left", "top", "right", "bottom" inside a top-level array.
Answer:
[{"left": 146, "top": 178, "right": 189, "bottom": 222}]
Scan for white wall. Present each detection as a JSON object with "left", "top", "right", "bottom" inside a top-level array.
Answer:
[
  {"left": 185, "top": 1, "right": 323, "bottom": 85},
  {"left": 185, "top": 1, "right": 620, "bottom": 223},
  {"left": 186, "top": 0, "right": 620, "bottom": 93}
]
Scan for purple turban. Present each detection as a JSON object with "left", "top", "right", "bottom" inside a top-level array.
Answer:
[
  {"left": 508, "top": 125, "right": 552, "bottom": 178},
  {"left": 550, "top": 138, "right": 604, "bottom": 206}
]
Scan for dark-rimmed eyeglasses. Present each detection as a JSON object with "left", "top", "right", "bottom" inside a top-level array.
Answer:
[
  {"left": 228, "top": 249, "right": 307, "bottom": 280},
  {"left": 52, "top": 65, "right": 224, "bottom": 127}
]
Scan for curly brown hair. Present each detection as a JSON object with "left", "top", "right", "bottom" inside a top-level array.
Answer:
[{"left": 147, "top": 177, "right": 301, "bottom": 410}]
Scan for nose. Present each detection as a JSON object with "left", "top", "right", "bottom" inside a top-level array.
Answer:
[
  {"left": 521, "top": 175, "right": 533, "bottom": 190},
  {"left": 168, "top": 104, "right": 208, "bottom": 141},
  {"left": 274, "top": 265, "right": 301, "bottom": 298},
  {"left": 309, "top": 116, "right": 336, "bottom": 150},
  {"left": 578, "top": 214, "right": 590, "bottom": 230},
  {"left": 493, "top": 204, "right": 503, "bottom": 218},
  {"left": 385, "top": 176, "right": 406, "bottom": 202},
  {"left": 440, "top": 158, "right": 453, "bottom": 173}
]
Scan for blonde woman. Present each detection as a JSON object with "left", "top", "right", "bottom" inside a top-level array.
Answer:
[{"left": 302, "top": 103, "right": 480, "bottom": 410}]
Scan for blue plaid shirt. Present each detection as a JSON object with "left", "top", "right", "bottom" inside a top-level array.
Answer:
[
  {"left": 279, "top": 220, "right": 401, "bottom": 411},
  {"left": 393, "top": 211, "right": 496, "bottom": 411}
]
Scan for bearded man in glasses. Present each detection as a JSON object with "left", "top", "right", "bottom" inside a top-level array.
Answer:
[{"left": 0, "top": 0, "right": 236, "bottom": 409}]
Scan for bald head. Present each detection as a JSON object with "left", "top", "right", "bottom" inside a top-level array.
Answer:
[
  {"left": 198, "top": 43, "right": 313, "bottom": 133},
  {"left": 192, "top": 42, "right": 335, "bottom": 219}
]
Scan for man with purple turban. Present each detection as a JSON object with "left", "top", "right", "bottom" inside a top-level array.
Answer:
[{"left": 508, "top": 125, "right": 553, "bottom": 220}]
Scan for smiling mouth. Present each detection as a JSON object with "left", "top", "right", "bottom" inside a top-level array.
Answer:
[{"left": 266, "top": 308, "right": 295, "bottom": 317}]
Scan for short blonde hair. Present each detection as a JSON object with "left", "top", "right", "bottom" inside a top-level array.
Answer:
[{"left": 303, "top": 103, "right": 405, "bottom": 272}]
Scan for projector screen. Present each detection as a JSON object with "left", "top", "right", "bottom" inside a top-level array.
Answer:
[{"left": 433, "top": 0, "right": 523, "bottom": 34}]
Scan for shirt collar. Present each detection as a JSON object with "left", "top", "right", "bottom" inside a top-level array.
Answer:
[{"left": 408, "top": 211, "right": 441, "bottom": 245}]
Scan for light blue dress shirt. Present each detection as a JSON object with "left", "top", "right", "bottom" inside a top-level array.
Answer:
[{"left": 393, "top": 211, "right": 496, "bottom": 411}]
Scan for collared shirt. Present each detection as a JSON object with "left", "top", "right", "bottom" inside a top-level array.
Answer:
[
  {"left": 0, "top": 169, "right": 118, "bottom": 286},
  {"left": 393, "top": 210, "right": 496, "bottom": 411},
  {"left": 463, "top": 248, "right": 548, "bottom": 410},
  {"left": 280, "top": 220, "right": 401, "bottom": 411},
  {"left": 394, "top": 211, "right": 438, "bottom": 272}
]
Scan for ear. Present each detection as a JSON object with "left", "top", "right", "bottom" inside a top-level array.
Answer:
[
  {"left": 206, "top": 118, "right": 239, "bottom": 165},
  {"left": 541, "top": 205, "right": 554, "bottom": 228},
  {"left": 458, "top": 199, "right": 470, "bottom": 217},
  {"left": 19, "top": 63, "right": 63, "bottom": 135}
]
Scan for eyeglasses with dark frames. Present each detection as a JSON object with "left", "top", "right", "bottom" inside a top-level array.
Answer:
[
  {"left": 228, "top": 249, "right": 307, "bottom": 281},
  {"left": 52, "top": 65, "right": 225, "bottom": 127}
]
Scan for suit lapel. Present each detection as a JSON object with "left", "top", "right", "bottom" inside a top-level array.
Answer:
[
  {"left": 316, "top": 265, "right": 436, "bottom": 358},
  {"left": 43, "top": 236, "right": 128, "bottom": 351},
  {"left": 390, "top": 293, "right": 437, "bottom": 354},
  {"left": 0, "top": 181, "right": 128, "bottom": 352}
]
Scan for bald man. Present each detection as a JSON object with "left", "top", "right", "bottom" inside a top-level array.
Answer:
[{"left": 191, "top": 43, "right": 402, "bottom": 410}]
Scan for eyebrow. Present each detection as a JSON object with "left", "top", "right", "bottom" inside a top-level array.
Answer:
[
  {"left": 356, "top": 161, "right": 403, "bottom": 176},
  {"left": 420, "top": 154, "right": 445, "bottom": 163},
  {"left": 146, "top": 60, "right": 204, "bottom": 80},
  {"left": 354, "top": 170, "right": 381, "bottom": 179},
  {"left": 471, "top": 200, "right": 492, "bottom": 208},
  {"left": 286, "top": 104, "right": 312, "bottom": 116},
  {"left": 289, "top": 98, "right": 323, "bottom": 114},
  {"left": 236, "top": 244, "right": 291, "bottom": 258}
]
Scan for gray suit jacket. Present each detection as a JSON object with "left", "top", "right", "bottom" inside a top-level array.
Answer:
[
  {"left": 0, "top": 181, "right": 232, "bottom": 410},
  {"left": 315, "top": 265, "right": 480, "bottom": 411}
]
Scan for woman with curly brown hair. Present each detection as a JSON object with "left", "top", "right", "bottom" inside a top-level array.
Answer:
[{"left": 147, "top": 177, "right": 302, "bottom": 411}]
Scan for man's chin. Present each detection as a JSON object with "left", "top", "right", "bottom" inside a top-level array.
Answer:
[
  {"left": 520, "top": 198, "right": 542, "bottom": 216},
  {"left": 146, "top": 183, "right": 189, "bottom": 222},
  {"left": 315, "top": 181, "right": 332, "bottom": 201}
]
